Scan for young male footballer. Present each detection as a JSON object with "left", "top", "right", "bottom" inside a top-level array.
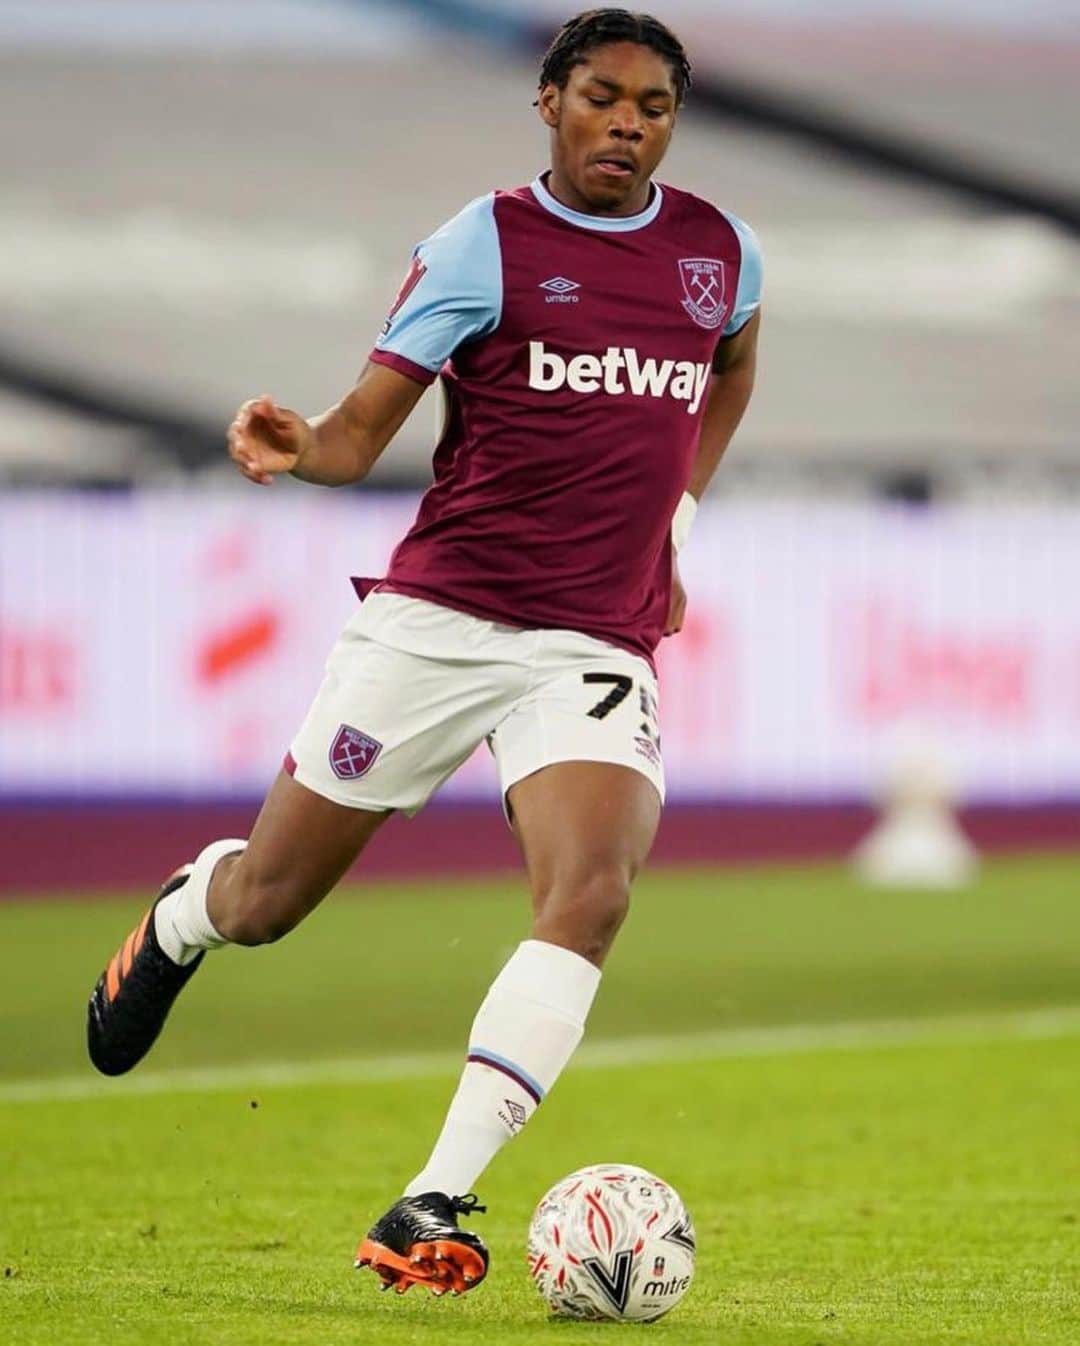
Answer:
[{"left": 86, "top": 9, "right": 761, "bottom": 1298}]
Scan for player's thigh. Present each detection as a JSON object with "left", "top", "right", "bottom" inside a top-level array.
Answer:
[
  {"left": 238, "top": 606, "right": 515, "bottom": 936},
  {"left": 288, "top": 612, "right": 513, "bottom": 817},
  {"left": 221, "top": 770, "right": 392, "bottom": 939},
  {"left": 507, "top": 761, "right": 660, "bottom": 961},
  {"left": 508, "top": 760, "right": 662, "bottom": 897},
  {"left": 493, "top": 639, "right": 665, "bottom": 832},
  {"left": 494, "top": 641, "right": 663, "bottom": 951}
]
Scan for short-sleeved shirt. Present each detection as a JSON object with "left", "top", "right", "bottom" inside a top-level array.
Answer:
[{"left": 365, "top": 172, "right": 762, "bottom": 662}]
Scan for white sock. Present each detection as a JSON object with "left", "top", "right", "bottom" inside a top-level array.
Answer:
[
  {"left": 403, "top": 939, "right": 601, "bottom": 1198},
  {"left": 154, "top": 838, "right": 246, "bottom": 965}
]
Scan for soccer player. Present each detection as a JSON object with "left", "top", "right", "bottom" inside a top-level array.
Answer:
[{"left": 86, "top": 8, "right": 761, "bottom": 1299}]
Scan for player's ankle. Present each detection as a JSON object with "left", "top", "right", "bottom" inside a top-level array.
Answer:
[
  {"left": 153, "top": 888, "right": 201, "bottom": 966},
  {"left": 155, "top": 838, "right": 244, "bottom": 964},
  {"left": 208, "top": 900, "right": 293, "bottom": 947}
]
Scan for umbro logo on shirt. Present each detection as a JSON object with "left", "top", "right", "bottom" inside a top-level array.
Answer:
[{"left": 539, "top": 276, "right": 580, "bottom": 304}]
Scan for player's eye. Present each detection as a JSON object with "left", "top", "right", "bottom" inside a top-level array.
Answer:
[
  {"left": 588, "top": 97, "right": 613, "bottom": 107},
  {"left": 644, "top": 107, "right": 667, "bottom": 120}
]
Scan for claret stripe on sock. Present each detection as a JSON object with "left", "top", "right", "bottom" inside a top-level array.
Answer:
[{"left": 466, "top": 1047, "right": 545, "bottom": 1105}]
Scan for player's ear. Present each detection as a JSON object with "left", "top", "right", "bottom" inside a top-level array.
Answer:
[{"left": 536, "top": 83, "right": 560, "bottom": 128}]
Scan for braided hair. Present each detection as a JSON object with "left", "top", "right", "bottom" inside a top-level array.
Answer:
[{"left": 538, "top": 9, "right": 692, "bottom": 108}]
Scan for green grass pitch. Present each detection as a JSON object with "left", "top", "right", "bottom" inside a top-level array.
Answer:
[{"left": 2, "top": 854, "right": 1079, "bottom": 1344}]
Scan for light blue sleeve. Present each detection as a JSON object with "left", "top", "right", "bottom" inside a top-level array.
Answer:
[
  {"left": 719, "top": 211, "right": 763, "bottom": 338},
  {"left": 374, "top": 193, "right": 502, "bottom": 376}
]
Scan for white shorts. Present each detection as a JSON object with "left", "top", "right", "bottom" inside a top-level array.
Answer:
[{"left": 287, "top": 592, "right": 664, "bottom": 816}]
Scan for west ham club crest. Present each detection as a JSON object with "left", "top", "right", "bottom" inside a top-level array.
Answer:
[
  {"left": 678, "top": 257, "right": 728, "bottom": 331},
  {"left": 329, "top": 724, "right": 382, "bottom": 780}
]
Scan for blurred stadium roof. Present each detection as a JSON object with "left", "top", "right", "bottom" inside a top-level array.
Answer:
[{"left": 0, "top": 0, "right": 1077, "bottom": 494}]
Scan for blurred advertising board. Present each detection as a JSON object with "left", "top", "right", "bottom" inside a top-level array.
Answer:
[{"left": 1, "top": 492, "right": 1075, "bottom": 803}]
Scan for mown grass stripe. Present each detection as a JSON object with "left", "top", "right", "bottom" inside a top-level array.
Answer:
[{"left": 3, "top": 1004, "right": 1079, "bottom": 1105}]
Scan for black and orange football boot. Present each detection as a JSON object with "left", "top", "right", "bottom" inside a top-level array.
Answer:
[
  {"left": 86, "top": 866, "right": 202, "bottom": 1076},
  {"left": 355, "top": 1193, "right": 489, "bottom": 1297}
]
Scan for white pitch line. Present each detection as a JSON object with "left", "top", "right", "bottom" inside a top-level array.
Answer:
[{"left": 3, "top": 1006, "right": 1079, "bottom": 1106}]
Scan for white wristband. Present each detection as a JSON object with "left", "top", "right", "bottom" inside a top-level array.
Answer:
[{"left": 671, "top": 491, "right": 698, "bottom": 553}]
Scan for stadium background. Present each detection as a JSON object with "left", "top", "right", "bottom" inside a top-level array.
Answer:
[
  {"left": 2, "top": 6, "right": 1079, "bottom": 1344},
  {"left": 1, "top": 0, "right": 1077, "bottom": 887}
]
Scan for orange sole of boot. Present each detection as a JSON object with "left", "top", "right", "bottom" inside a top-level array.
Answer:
[{"left": 355, "top": 1237, "right": 487, "bottom": 1296}]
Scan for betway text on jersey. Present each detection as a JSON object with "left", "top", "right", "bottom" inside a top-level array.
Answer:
[{"left": 528, "top": 342, "right": 710, "bottom": 415}]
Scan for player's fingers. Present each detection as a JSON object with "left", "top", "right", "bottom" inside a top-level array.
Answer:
[
  {"left": 233, "top": 413, "right": 290, "bottom": 467},
  {"left": 234, "top": 399, "right": 279, "bottom": 446},
  {"left": 238, "top": 457, "right": 273, "bottom": 486},
  {"left": 233, "top": 398, "right": 263, "bottom": 431},
  {"left": 230, "top": 398, "right": 298, "bottom": 478},
  {"left": 245, "top": 405, "right": 301, "bottom": 455},
  {"left": 226, "top": 428, "right": 272, "bottom": 484},
  {"left": 227, "top": 427, "right": 255, "bottom": 467},
  {"left": 253, "top": 393, "right": 291, "bottom": 428}
]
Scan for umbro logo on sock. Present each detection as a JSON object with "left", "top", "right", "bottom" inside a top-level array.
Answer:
[{"left": 497, "top": 1098, "right": 529, "bottom": 1132}]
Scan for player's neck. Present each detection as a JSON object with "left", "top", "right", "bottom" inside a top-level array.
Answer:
[{"left": 543, "top": 168, "right": 653, "bottom": 219}]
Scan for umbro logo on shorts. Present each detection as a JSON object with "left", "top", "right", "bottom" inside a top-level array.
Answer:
[{"left": 329, "top": 724, "right": 382, "bottom": 780}]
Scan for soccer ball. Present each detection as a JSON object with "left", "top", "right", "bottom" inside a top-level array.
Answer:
[{"left": 526, "top": 1163, "right": 695, "bottom": 1322}]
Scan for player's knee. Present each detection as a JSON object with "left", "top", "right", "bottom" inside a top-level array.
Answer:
[{"left": 570, "top": 872, "right": 631, "bottom": 961}]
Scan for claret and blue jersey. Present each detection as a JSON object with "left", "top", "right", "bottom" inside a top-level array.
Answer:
[{"left": 368, "top": 172, "right": 763, "bottom": 661}]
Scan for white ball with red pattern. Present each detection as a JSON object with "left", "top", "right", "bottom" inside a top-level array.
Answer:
[{"left": 526, "top": 1163, "right": 696, "bottom": 1322}]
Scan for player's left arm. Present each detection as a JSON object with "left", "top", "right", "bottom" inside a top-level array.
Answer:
[
  {"left": 688, "top": 308, "right": 760, "bottom": 500},
  {"left": 665, "top": 309, "right": 761, "bottom": 635}
]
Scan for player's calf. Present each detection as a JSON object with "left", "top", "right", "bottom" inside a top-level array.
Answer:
[
  {"left": 206, "top": 863, "right": 310, "bottom": 946},
  {"left": 531, "top": 868, "right": 632, "bottom": 965}
]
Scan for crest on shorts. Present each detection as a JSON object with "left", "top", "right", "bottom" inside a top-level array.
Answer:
[
  {"left": 678, "top": 258, "right": 728, "bottom": 330},
  {"left": 329, "top": 724, "right": 382, "bottom": 780}
]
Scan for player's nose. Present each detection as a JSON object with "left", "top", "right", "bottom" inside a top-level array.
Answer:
[
  {"left": 607, "top": 109, "right": 644, "bottom": 142},
  {"left": 608, "top": 123, "right": 644, "bottom": 145}
]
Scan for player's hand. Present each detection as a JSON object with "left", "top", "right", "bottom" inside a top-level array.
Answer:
[
  {"left": 664, "top": 555, "right": 687, "bottom": 636},
  {"left": 227, "top": 395, "right": 313, "bottom": 486}
]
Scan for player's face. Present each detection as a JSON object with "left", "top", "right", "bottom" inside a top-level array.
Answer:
[{"left": 538, "top": 42, "right": 678, "bottom": 216}]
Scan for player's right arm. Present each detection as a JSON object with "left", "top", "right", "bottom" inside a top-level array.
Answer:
[
  {"left": 228, "top": 193, "right": 501, "bottom": 489},
  {"left": 227, "top": 363, "right": 426, "bottom": 488}
]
